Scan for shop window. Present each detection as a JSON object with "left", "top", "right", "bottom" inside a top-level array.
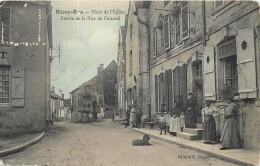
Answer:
[
  {"left": 0, "top": 7, "right": 10, "bottom": 44},
  {"left": 0, "top": 66, "right": 10, "bottom": 104}
]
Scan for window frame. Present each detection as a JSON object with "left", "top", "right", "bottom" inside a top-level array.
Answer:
[
  {"left": 153, "top": 27, "right": 157, "bottom": 59},
  {"left": 163, "top": 15, "right": 171, "bottom": 50}
]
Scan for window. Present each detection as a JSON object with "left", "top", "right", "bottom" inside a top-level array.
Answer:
[
  {"left": 175, "top": 14, "right": 181, "bottom": 45},
  {"left": 0, "top": 8, "right": 11, "bottom": 44},
  {"left": 217, "top": 37, "right": 238, "bottom": 100},
  {"left": 0, "top": 67, "right": 10, "bottom": 104},
  {"left": 164, "top": 1, "right": 170, "bottom": 6},
  {"left": 129, "top": 50, "right": 132, "bottom": 76},
  {"left": 214, "top": 0, "right": 234, "bottom": 11},
  {"left": 163, "top": 15, "right": 170, "bottom": 50},
  {"left": 223, "top": 56, "right": 238, "bottom": 90},
  {"left": 130, "top": 24, "right": 132, "bottom": 40},
  {"left": 195, "top": 62, "right": 202, "bottom": 79},
  {"left": 171, "top": 1, "right": 190, "bottom": 48},
  {"left": 181, "top": 1, "right": 189, "bottom": 39}
]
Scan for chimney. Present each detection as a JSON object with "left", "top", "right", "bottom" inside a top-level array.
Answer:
[
  {"left": 52, "top": 86, "right": 55, "bottom": 93},
  {"left": 62, "top": 94, "right": 64, "bottom": 99},
  {"left": 98, "top": 64, "right": 104, "bottom": 75}
]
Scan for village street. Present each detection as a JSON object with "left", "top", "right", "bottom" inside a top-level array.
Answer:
[{"left": 2, "top": 120, "right": 239, "bottom": 166}]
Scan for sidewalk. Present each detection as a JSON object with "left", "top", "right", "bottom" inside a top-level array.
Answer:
[
  {"left": 131, "top": 127, "right": 259, "bottom": 166},
  {"left": 0, "top": 132, "right": 45, "bottom": 158}
]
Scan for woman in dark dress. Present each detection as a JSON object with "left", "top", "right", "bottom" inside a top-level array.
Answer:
[
  {"left": 185, "top": 92, "right": 197, "bottom": 128},
  {"left": 202, "top": 100, "right": 219, "bottom": 144}
]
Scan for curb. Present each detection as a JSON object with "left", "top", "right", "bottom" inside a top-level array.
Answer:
[
  {"left": 131, "top": 128, "right": 256, "bottom": 166},
  {"left": 0, "top": 132, "right": 45, "bottom": 158}
]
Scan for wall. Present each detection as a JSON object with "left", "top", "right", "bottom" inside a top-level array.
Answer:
[{"left": 0, "top": 2, "right": 51, "bottom": 135}]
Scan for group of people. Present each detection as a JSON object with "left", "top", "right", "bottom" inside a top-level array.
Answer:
[
  {"left": 124, "top": 101, "right": 142, "bottom": 128},
  {"left": 100, "top": 106, "right": 116, "bottom": 121},
  {"left": 159, "top": 92, "right": 242, "bottom": 150}
]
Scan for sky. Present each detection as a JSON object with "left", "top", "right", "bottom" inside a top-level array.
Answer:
[{"left": 51, "top": 1, "right": 129, "bottom": 98}]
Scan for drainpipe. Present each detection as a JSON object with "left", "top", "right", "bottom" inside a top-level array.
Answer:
[{"left": 202, "top": 1, "right": 206, "bottom": 46}]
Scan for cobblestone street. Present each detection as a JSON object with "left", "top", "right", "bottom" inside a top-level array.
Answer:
[{"left": 1, "top": 120, "right": 239, "bottom": 166}]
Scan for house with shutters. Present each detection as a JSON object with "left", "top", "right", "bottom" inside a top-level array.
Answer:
[
  {"left": 0, "top": 2, "right": 52, "bottom": 135},
  {"left": 127, "top": 1, "right": 260, "bottom": 150}
]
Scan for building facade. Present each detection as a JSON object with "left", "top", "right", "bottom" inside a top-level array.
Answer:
[
  {"left": 0, "top": 2, "right": 52, "bottom": 135},
  {"left": 117, "top": 26, "right": 126, "bottom": 116},
  {"left": 125, "top": 1, "right": 150, "bottom": 116},
  {"left": 123, "top": 1, "right": 260, "bottom": 150}
]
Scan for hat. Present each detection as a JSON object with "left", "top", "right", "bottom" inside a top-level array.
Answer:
[{"left": 188, "top": 92, "right": 194, "bottom": 96}]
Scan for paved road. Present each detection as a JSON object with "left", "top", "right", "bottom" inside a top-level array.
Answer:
[{"left": 2, "top": 120, "right": 239, "bottom": 166}]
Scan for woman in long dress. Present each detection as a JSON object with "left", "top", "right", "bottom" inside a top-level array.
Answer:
[
  {"left": 220, "top": 102, "right": 241, "bottom": 150},
  {"left": 169, "top": 102, "right": 181, "bottom": 136},
  {"left": 202, "top": 100, "right": 219, "bottom": 144},
  {"left": 185, "top": 92, "right": 197, "bottom": 128},
  {"left": 130, "top": 104, "right": 137, "bottom": 127}
]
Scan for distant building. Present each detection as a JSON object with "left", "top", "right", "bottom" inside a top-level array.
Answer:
[
  {"left": 70, "top": 61, "right": 117, "bottom": 123},
  {"left": 0, "top": 2, "right": 52, "bottom": 135},
  {"left": 50, "top": 88, "right": 64, "bottom": 121}
]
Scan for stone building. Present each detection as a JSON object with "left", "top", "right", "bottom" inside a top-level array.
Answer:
[
  {"left": 0, "top": 2, "right": 52, "bottom": 135},
  {"left": 70, "top": 61, "right": 117, "bottom": 122},
  {"left": 117, "top": 26, "right": 126, "bottom": 116},
  {"left": 125, "top": 1, "right": 150, "bottom": 116},
  {"left": 124, "top": 1, "right": 260, "bottom": 150}
]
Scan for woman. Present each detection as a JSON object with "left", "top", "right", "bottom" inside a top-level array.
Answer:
[
  {"left": 185, "top": 92, "right": 198, "bottom": 128},
  {"left": 158, "top": 103, "right": 167, "bottom": 135},
  {"left": 169, "top": 102, "right": 181, "bottom": 136},
  {"left": 220, "top": 101, "right": 241, "bottom": 150},
  {"left": 130, "top": 104, "right": 137, "bottom": 128},
  {"left": 201, "top": 100, "right": 219, "bottom": 144}
]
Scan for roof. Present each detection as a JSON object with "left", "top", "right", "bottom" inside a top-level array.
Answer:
[{"left": 51, "top": 92, "right": 63, "bottom": 100}]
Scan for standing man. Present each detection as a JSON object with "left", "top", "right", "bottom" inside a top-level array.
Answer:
[
  {"left": 125, "top": 105, "right": 131, "bottom": 128},
  {"left": 185, "top": 92, "right": 197, "bottom": 128}
]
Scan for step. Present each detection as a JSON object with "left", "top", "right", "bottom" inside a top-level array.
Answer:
[
  {"left": 183, "top": 128, "right": 203, "bottom": 135},
  {"left": 177, "top": 132, "right": 200, "bottom": 140}
]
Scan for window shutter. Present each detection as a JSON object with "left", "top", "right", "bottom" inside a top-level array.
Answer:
[
  {"left": 179, "top": 64, "right": 187, "bottom": 111},
  {"left": 164, "top": 15, "right": 170, "bottom": 50},
  {"left": 168, "top": 69, "right": 173, "bottom": 111},
  {"left": 153, "top": 28, "right": 157, "bottom": 58},
  {"left": 187, "top": 61, "right": 193, "bottom": 95},
  {"left": 236, "top": 28, "right": 257, "bottom": 98},
  {"left": 203, "top": 46, "right": 216, "bottom": 100},
  {"left": 164, "top": 70, "right": 169, "bottom": 112},
  {"left": 12, "top": 66, "right": 24, "bottom": 107},
  {"left": 155, "top": 75, "right": 158, "bottom": 112}
]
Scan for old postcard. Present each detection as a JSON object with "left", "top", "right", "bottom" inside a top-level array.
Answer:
[{"left": 0, "top": 0, "right": 259, "bottom": 166}]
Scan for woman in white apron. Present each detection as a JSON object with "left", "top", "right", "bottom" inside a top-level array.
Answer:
[{"left": 169, "top": 102, "right": 181, "bottom": 136}]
